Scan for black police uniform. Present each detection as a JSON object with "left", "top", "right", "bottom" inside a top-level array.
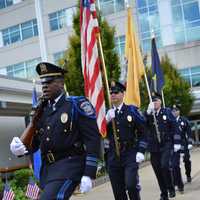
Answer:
[
  {"left": 30, "top": 62, "right": 101, "bottom": 200},
  {"left": 145, "top": 100, "right": 181, "bottom": 200},
  {"left": 173, "top": 113, "right": 193, "bottom": 189},
  {"left": 105, "top": 82, "right": 147, "bottom": 200}
]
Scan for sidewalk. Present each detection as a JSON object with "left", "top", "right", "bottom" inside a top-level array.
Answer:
[{"left": 72, "top": 147, "right": 200, "bottom": 200}]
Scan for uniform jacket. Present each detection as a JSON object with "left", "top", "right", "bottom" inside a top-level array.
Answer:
[
  {"left": 176, "top": 116, "right": 193, "bottom": 149},
  {"left": 106, "top": 104, "right": 147, "bottom": 154},
  {"left": 145, "top": 107, "right": 181, "bottom": 152},
  {"left": 31, "top": 94, "right": 100, "bottom": 188}
]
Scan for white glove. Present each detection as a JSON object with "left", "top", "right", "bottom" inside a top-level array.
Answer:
[
  {"left": 136, "top": 152, "right": 145, "bottom": 163},
  {"left": 80, "top": 176, "right": 92, "bottom": 193},
  {"left": 10, "top": 137, "right": 28, "bottom": 156},
  {"left": 188, "top": 144, "right": 193, "bottom": 150},
  {"left": 147, "top": 102, "right": 154, "bottom": 114},
  {"left": 174, "top": 144, "right": 181, "bottom": 152},
  {"left": 106, "top": 108, "right": 115, "bottom": 123}
]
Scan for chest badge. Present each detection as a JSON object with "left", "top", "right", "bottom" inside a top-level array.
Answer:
[
  {"left": 127, "top": 115, "right": 132, "bottom": 122},
  {"left": 163, "top": 115, "right": 167, "bottom": 120},
  {"left": 61, "top": 113, "right": 68, "bottom": 124}
]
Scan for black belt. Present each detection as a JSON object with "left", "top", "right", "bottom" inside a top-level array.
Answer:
[{"left": 42, "top": 149, "right": 84, "bottom": 165}]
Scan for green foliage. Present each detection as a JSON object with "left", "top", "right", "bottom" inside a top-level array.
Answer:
[
  {"left": 140, "top": 55, "right": 194, "bottom": 115},
  {"left": 0, "top": 169, "right": 34, "bottom": 200},
  {"left": 59, "top": 6, "right": 120, "bottom": 96}
]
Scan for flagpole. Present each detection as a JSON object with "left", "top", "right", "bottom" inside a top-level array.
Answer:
[
  {"left": 143, "top": 57, "right": 161, "bottom": 143},
  {"left": 161, "top": 90, "right": 165, "bottom": 108},
  {"left": 97, "top": 34, "right": 120, "bottom": 158}
]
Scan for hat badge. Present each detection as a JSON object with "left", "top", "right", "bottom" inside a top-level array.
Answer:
[
  {"left": 61, "top": 113, "right": 68, "bottom": 123},
  {"left": 127, "top": 115, "right": 132, "bottom": 122},
  {"left": 40, "top": 63, "right": 47, "bottom": 73}
]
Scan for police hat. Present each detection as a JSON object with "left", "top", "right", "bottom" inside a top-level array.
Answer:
[
  {"left": 152, "top": 92, "right": 162, "bottom": 101},
  {"left": 110, "top": 81, "right": 126, "bottom": 93},
  {"left": 172, "top": 104, "right": 181, "bottom": 111},
  {"left": 36, "top": 62, "right": 66, "bottom": 83}
]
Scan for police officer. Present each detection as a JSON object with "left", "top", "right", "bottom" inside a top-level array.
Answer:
[
  {"left": 10, "top": 62, "right": 101, "bottom": 200},
  {"left": 172, "top": 104, "right": 193, "bottom": 189},
  {"left": 145, "top": 93, "right": 181, "bottom": 200},
  {"left": 105, "top": 81, "right": 147, "bottom": 200}
]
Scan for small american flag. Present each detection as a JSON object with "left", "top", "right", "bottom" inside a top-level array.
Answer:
[
  {"left": 80, "top": 0, "right": 107, "bottom": 137},
  {"left": 25, "top": 178, "right": 40, "bottom": 200},
  {"left": 2, "top": 183, "right": 15, "bottom": 200}
]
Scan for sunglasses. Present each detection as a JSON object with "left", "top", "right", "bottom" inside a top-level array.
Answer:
[{"left": 110, "top": 91, "right": 120, "bottom": 95}]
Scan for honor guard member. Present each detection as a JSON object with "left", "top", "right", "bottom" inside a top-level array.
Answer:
[
  {"left": 10, "top": 62, "right": 101, "bottom": 200},
  {"left": 172, "top": 104, "right": 193, "bottom": 190},
  {"left": 105, "top": 81, "right": 147, "bottom": 200},
  {"left": 145, "top": 93, "right": 181, "bottom": 200}
]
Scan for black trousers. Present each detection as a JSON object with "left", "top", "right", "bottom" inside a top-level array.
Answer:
[
  {"left": 183, "top": 149, "right": 191, "bottom": 178},
  {"left": 172, "top": 152, "right": 184, "bottom": 189},
  {"left": 39, "top": 179, "right": 79, "bottom": 200},
  {"left": 106, "top": 148, "right": 141, "bottom": 200},
  {"left": 150, "top": 150, "right": 174, "bottom": 199}
]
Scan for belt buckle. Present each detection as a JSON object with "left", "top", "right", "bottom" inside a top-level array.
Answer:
[{"left": 47, "top": 152, "right": 55, "bottom": 163}]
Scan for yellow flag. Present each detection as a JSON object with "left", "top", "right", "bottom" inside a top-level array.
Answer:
[{"left": 123, "top": 7, "right": 145, "bottom": 107}]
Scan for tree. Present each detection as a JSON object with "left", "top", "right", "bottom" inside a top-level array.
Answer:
[
  {"left": 59, "top": 6, "right": 121, "bottom": 96},
  {"left": 140, "top": 55, "right": 194, "bottom": 116}
]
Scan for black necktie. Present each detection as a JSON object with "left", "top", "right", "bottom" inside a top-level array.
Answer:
[{"left": 115, "top": 108, "right": 119, "bottom": 117}]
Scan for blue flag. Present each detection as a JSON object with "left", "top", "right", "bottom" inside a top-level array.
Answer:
[
  {"left": 151, "top": 38, "right": 164, "bottom": 94},
  {"left": 32, "top": 85, "right": 41, "bottom": 181}
]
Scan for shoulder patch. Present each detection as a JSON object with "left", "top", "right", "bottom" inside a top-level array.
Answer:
[{"left": 79, "top": 100, "right": 95, "bottom": 116}]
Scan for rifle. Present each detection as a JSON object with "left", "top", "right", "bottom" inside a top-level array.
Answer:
[{"left": 20, "top": 97, "right": 47, "bottom": 148}]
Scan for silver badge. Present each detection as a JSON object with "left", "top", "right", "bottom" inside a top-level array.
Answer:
[
  {"left": 127, "top": 115, "right": 132, "bottom": 122},
  {"left": 163, "top": 115, "right": 167, "bottom": 120},
  {"left": 61, "top": 113, "right": 68, "bottom": 123}
]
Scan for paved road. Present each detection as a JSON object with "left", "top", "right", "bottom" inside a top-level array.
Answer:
[{"left": 72, "top": 148, "right": 200, "bottom": 200}]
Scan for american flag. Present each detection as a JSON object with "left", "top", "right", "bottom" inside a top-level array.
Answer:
[
  {"left": 80, "top": 0, "right": 107, "bottom": 137},
  {"left": 25, "top": 178, "right": 40, "bottom": 200},
  {"left": 2, "top": 183, "right": 15, "bottom": 200}
]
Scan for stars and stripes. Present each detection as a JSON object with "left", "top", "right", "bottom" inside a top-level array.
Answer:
[
  {"left": 25, "top": 178, "right": 40, "bottom": 200},
  {"left": 2, "top": 183, "right": 15, "bottom": 200},
  {"left": 80, "top": 0, "right": 107, "bottom": 137}
]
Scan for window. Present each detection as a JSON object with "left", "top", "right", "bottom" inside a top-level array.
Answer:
[
  {"left": 53, "top": 51, "right": 65, "bottom": 65},
  {"left": 171, "top": 0, "right": 200, "bottom": 44},
  {"left": 115, "top": 35, "right": 125, "bottom": 62},
  {"left": 1, "top": 19, "right": 38, "bottom": 46},
  {"left": 179, "top": 66, "right": 200, "bottom": 87},
  {"left": 2, "top": 58, "right": 41, "bottom": 80},
  {"left": 0, "top": 0, "right": 13, "bottom": 9},
  {"left": 49, "top": 7, "right": 76, "bottom": 31},
  {"left": 136, "top": 0, "right": 162, "bottom": 52},
  {"left": 98, "top": 0, "right": 125, "bottom": 15}
]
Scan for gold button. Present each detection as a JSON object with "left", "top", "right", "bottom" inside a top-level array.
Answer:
[
  {"left": 116, "top": 122, "right": 119, "bottom": 125},
  {"left": 47, "top": 126, "right": 50, "bottom": 130},
  {"left": 117, "top": 129, "right": 120, "bottom": 132},
  {"left": 64, "top": 129, "right": 67, "bottom": 133},
  {"left": 35, "top": 130, "right": 38, "bottom": 134},
  {"left": 46, "top": 137, "right": 50, "bottom": 141}
]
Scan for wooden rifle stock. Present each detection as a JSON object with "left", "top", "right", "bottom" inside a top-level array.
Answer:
[{"left": 20, "top": 97, "right": 47, "bottom": 148}]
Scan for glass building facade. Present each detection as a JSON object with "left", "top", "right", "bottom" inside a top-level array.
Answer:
[{"left": 0, "top": 0, "right": 13, "bottom": 9}]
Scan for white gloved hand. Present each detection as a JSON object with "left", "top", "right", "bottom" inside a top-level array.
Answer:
[
  {"left": 106, "top": 108, "right": 115, "bottom": 123},
  {"left": 147, "top": 102, "right": 154, "bottom": 114},
  {"left": 80, "top": 176, "right": 92, "bottom": 193},
  {"left": 188, "top": 144, "right": 193, "bottom": 150},
  {"left": 136, "top": 152, "right": 145, "bottom": 163},
  {"left": 10, "top": 137, "right": 28, "bottom": 156},
  {"left": 174, "top": 144, "right": 181, "bottom": 152}
]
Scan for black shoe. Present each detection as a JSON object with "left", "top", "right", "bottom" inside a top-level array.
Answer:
[
  {"left": 178, "top": 187, "right": 184, "bottom": 194},
  {"left": 160, "top": 197, "right": 169, "bottom": 200},
  {"left": 169, "top": 191, "right": 176, "bottom": 198},
  {"left": 187, "top": 176, "right": 192, "bottom": 183}
]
